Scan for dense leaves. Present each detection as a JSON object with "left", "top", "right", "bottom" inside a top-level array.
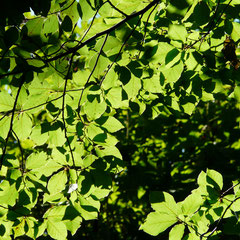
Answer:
[{"left": 0, "top": 0, "right": 240, "bottom": 239}]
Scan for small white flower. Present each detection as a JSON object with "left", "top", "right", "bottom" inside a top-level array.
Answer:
[{"left": 67, "top": 183, "right": 78, "bottom": 193}]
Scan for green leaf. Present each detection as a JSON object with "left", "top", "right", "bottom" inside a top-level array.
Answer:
[
  {"left": 123, "top": 77, "right": 141, "bottom": 100},
  {"left": 95, "top": 146, "right": 122, "bottom": 159},
  {"left": 150, "top": 191, "right": 182, "bottom": 216},
  {"left": 46, "top": 219, "right": 67, "bottom": 240},
  {"left": 64, "top": 216, "right": 82, "bottom": 235},
  {"left": 101, "top": 67, "right": 119, "bottom": 90},
  {"left": 86, "top": 122, "right": 104, "bottom": 141},
  {"left": 89, "top": 53, "right": 109, "bottom": 78},
  {"left": 30, "top": 125, "right": 49, "bottom": 145},
  {"left": 37, "top": 159, "right": 62, "bottom": 177},
  {"left": 47, "top": 171, "right": 68, "bottom": 194},
  {"left": 78, "top": 0, "right": 95, "bottom": 22},
  {"left": 0, "top": 182, "right": 18, "bottom": 206},
  {"left": 168, "top": 24, "right": 187, "bottom": 42},
  {"left": 43, "top": 15, "right": 59, "bottom": 36},
  {"left": 234, "top": 85, "right": 240, "bottom": 102},
  {"left": 169, "top": 224, "right": 185, "bottom": 240},
  {"left": 63, "top": 1, "right": 79, "bottom": 24},
  {"left": 165, "top": 48, "right": 181, "bottom": 68},
  {"left": 82, "top": 154, "right": 97, "bottom": 168},
  {"left": 181, "top": 193, "right": 203, "bottom": 215},
  {"left": 74, "top": 195, "right": 99, "bottom": 220},
  {"left": 96, "top": 116, "right": 124, "bottom": 133},
  {"left": 155, "top": 42, "right": 175, "bottom": 64},
  {"left": 106, "top": 87, "right": 122, "bottom": 108},
  {"left": 206, "top": 169, "right": 223, "bottom": 191},
  {"left": 18, "top": 188, "right": 38, "bottom": 209},
  {"left": 182, "top": 0, "right": 198, "bottom": 22},
  {"left": 143, "top": 74, "right": 162, "bottom": 93},
  {"left": 0, "top": 116, "right": 11, "bottom": 139},
  {"left": 83, "top": 97, "right": 107, "bottom": 120},
  {"left": 140, "top": 212, "right": 178, "bottom": 236},
  {"left": 13, "top": 113, "right": 32, "bottom": 140},
  {"left": 14, "top": 218, "right": 25, "bottom": 238},
  {"left": 0, "top": 220, "right": 13, "bottom": 238},
  {"left": 96, "top": 36, "right": 121, "bottom": 57},
  {"left": 161, "top": 61, "right": 184, "bottom": 84},
  {"left": 0, "top": 92, "right": 14, "bottom": 111},
  {"left": 182, "top": 102, "right": 196, "bottom": 115},
  {"left": 62, "top": 15, "right": 73, "bottom": 32},
  {"left": 26, "top": 152, "right": 48, "bottom": 170},
  {"left": 201, "top": 92, "right": 214, "bottom": 102},
  {"left": 27, "top": 59, "right": 45, "bottom": 68},
  {"left": 44, "top": 205, "right": 66, "bottom": 221},
  {"left": 25, "top": 18, "right": 44, "bottom": 38},
  {"left": 116, "top": 66, "right": 131, "bottom": 85},
  {"left": 24, "top": 217, "right": 38, "bottom": 239},
  {"left": 49, "top": 127, "right": 66, "bottom": 147},
  {"left": 193, "top": 1, "right": 210, "bottom": 27}
]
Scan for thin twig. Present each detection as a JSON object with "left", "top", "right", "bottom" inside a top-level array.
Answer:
[
  {"left": 185, "top": 0, "right": 233, "bottom": 50},
  {"left": 24, "top": 0, "right": 76, "bottom": 20},
  {"left": 0, "top": 74, "right": 25, "bottom": 170},
  {"left": 62, "top": 53, "right": 76, "bottom": 168},
  {"left": 77, "top": 33, "right": 109, "bottom": 119},
  {"left": 0, "top": 0, "right": 161, "bottom": 80},
  {"left": 46, "top": 0, "right": 161, "bottom": 62},
  {"left": 136, "top": 2, "right": 159, "bottom": 59},
  {"left": 47, "top": 1, "right": 108, "bottom": 58},
  {"left": 107, "top": 0, "right": 128, "bottom": 17},
  {"left": 12, "top": 130, "right": 25, "bottom": 174},
  {"left": 200, "top": 196, "right": 240, "bottom": 239},
  {"left": 221, "top": 181, "right": 240, "bottom": 197},
  {"left": 99, "top": 15, "right": 143, "bottom": 86}
]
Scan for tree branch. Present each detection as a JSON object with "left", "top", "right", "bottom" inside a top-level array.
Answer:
[
  {"left": 46, "top": 0, "right": 161, "bottom": 62},
  {"left": 0, "top": 75, "right": 25, "bottom": 170}
]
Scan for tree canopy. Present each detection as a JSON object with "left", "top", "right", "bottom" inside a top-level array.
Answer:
[{"left": 0, "top": 0, "right": 240, "bottom": 239}]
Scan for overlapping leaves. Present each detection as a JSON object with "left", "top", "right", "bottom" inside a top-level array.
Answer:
[{"left": 0, "top": 0, "right": 239, "bottom": 239}]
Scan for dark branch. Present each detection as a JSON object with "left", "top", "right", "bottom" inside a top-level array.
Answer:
[
  {"left": 0, "top": 75, "right": 25, "bottom": 170},
  {"left": 77, "top": 33, "right": 109, "bottom": 119},
  {"left": 62, "top": 53, "right": 76, "bottom": 168},
  {"left": 107, "top": 0, "right": 128, "bottom": 17},
  {"left": 100, "top": 14, "right": 143, "bottom": 85},
  {"left": 46, "top": 0, "right": 161, "bottom": 62}
]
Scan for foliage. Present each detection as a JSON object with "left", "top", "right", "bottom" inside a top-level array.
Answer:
[
  {"left": 140, "top": 169, "right": 240, "bottom": 239},
  {"left": 0, "top": 0, "right": 240, "bottom": 239}
]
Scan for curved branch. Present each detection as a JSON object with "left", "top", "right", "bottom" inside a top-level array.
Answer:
[
  {"left": 107, "top": 0, "right": 128, "bottom": 17},
  {"left": 200, "top": 196, "right": 240, "bottom": 239}
]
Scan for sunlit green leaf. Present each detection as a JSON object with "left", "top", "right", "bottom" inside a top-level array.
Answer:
[
  {"left": 169, "top": 224, "right": 185, "bottom": 240},
  {"left": 0, "top": 92, "right": 14, "bottom": 111},
  {"left": 140, "top": 212, "right": 177, "bottom": 236},
  {"left": 47, "top": 170, "right": 68, "bottom": 194},
  {"left": 47, "top": 219, "right": 67, "bottom": 240},
  {"left": 83, "top": 97, "right": 107, "bottom": 120},
  {"left": 168, "top": 24, "right": 187, "bottom": 42},
  {"left": 12, "top": 113, "right": 32, "bottom": 140}
]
